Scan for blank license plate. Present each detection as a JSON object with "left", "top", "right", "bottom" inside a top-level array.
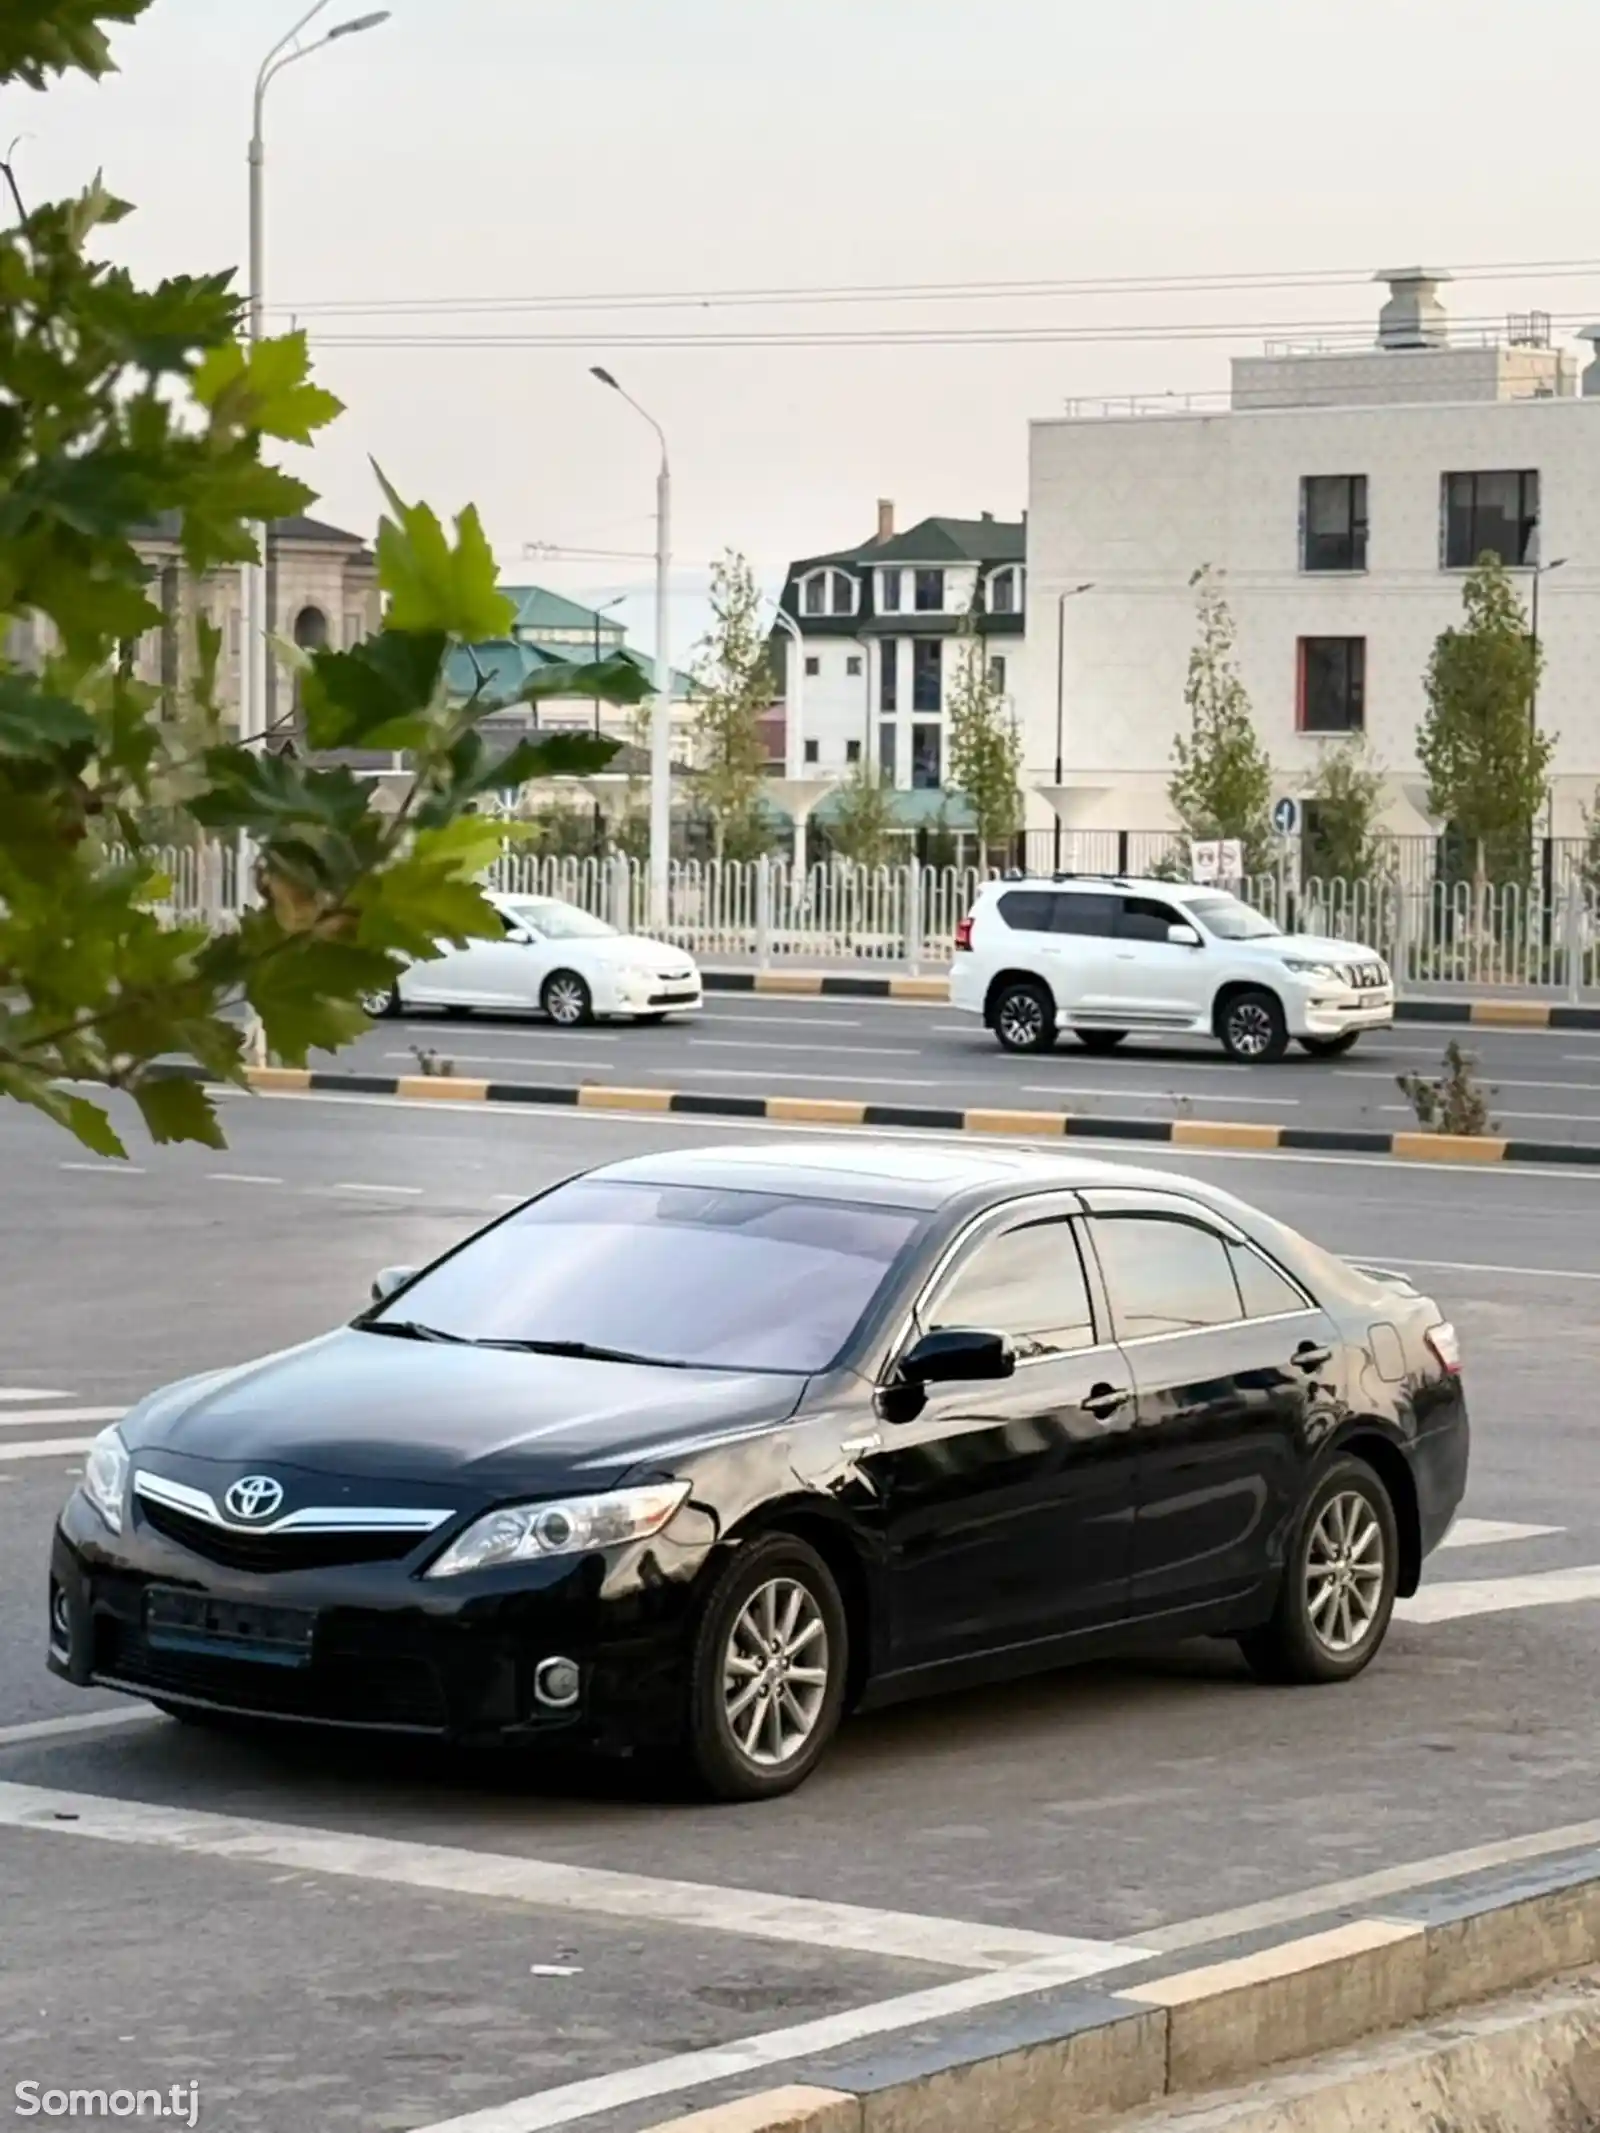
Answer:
[{"left": 145, "top": 1588, "right": 316, "bottom": 1667}]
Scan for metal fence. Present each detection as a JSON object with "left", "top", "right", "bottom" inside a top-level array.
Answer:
[{"left": 131, "top": 841, "right": 1600, "bottom": 996}]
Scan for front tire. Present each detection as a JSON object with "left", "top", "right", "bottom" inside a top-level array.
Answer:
[
  {"left": 992, "top": 979, "right": 1060, "bottom": 1053},
  {"left": 1075, "top": 1030, "right": 1128, "bottom": 1055},
  {"left": 542, "top": 970, "right": 594, "bottom": 1028},
  {"left": 686, "top": 1536, "right": 848, "bottom": 1802},
  {"left": 1239, "top": 1456, "right": 1399, "bottom": 1685},
  {"left": 1299, "top": 1032, "right": 1361, "bottom": 1058},
  {"left": 1218, "top": 987, "right": 1290, "bottom": 1064},
  {"left": 362, "top": 983, "right": 401, "bottom": 1020}
]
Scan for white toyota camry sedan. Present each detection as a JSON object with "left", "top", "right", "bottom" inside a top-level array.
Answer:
[{"left": 366, "top": 893, "right": 703, "bottom": 1027}]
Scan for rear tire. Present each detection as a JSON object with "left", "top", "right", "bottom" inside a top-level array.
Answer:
[
  {"left": 1299, "top": 1032, "right": 1361, "bottom": 1058},
  {"left": 542, "top": 970, "right": 594, "bottom": 1028},
  {"left": 1218, "top": 987, "right": 1290, "bottom": 1064},
  {"left": 1075, "top": 1030, "right": 1128, "bottom": 1055},
  {"left": 686, "top": 1535, "right": 848, "bottom": 1802},
  {"left": 1239, "top": 1456, "right": 1399, "bottom": 1686},
  {"left": 991, "top": 979, "right": 1060, "bottom": 1053}
]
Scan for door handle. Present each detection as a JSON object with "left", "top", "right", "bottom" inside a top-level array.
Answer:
[
  {"left": 1083, "top": 1383, "right": 1131, "bottom": 1420},
  {"left": 1293, "top": 1344, "right": 1332, "bottom": 1373}
]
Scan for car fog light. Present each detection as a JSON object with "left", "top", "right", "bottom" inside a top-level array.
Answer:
[
  {"left": 534, "top": 1656, "right": 581, "bottom": 1709},
  {"left": 49, "top": 1583, "right": 71, "bottom": 1654}
]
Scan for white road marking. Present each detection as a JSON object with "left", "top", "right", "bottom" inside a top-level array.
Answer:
[
  {"left": 0, "top": 1407, "right": 124, "bottom": 1430},
  {"left": 696, "top": 1012, "right": 865, "bottom": 1028},
  {"left": 1342, "top": 1070, "right": 1600, "bottom": 1095},
  {"left": 329, "top": 1181, "right": 425, "bottom": 1197},
  {"left": 689, "top": 1038, "right": 922, "bottom": 1058},
  {"left": 384, "top": 1054, "right": 617, "bottom": 1072},
  {"left": 0, "top": 1440, "right": 97, "bottom": 1461},
  {"left": 679, "top": 1068, "right": 944, "bottom": 1088},
  {"left": 206, "top": 1173, "right": 283, "bottom": 1186},
  {"left": 0, "top": 1389, "right": 69, "bottom": 1403},
  {"left": 1361, "top": 1255, "right": 1600, "bottom": 1282},
  {"left": 59, "top": 1162, "right": 145, "bottom": 1176},
  {"left": 1024, "top": 1084, "right": 1301, "bottom": 1108},
  {"left": 404, "top": 1943, "right": 1154, "bottom": 2133},
  {"left": 0, "top": 1709, "right": 158, "bottom": 1751},
  {"left": 1438, "top": 1518, "right": 1563, "bottom": 1550},
  {"left": 1379, "top": 1103, "right": 1600, "bottom": 1127},
  {"left": 0, "top": 1782, "right": 1145, "bottom": 1975},
  {"left": 1397, "top": 1565, "right": 1600, "bottom": 1624}
]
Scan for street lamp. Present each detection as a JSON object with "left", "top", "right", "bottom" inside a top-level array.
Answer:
[
  {"left": 591, "top": 366, "right": 672, "bottom": 931},
  {"left": 242, "top": 1, "right": 391, "bottom": 746},
  {"left": 1052, "top": 582, "right": 1096, "bottom": 870}
]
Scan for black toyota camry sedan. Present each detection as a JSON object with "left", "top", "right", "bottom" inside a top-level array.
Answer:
[{"left": 50, "top": 1140, "right": 1468, "bottom": 1800}]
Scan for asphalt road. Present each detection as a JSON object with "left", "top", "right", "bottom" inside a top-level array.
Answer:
[
  {"left": 4, "top": 1090, "right": 1600, "bottom": 2131},
  {"left": 331, "top": 990, "right": 1600, "bottom": 1141}
]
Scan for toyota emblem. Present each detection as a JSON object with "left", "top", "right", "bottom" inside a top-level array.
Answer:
[{"left": 224, "top": 1475, "right": 285, "bottom": 1523}]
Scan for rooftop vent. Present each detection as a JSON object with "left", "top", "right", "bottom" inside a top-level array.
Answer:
[{"left": 1375, "top": 267, "right": 1452, "bottom": 350}]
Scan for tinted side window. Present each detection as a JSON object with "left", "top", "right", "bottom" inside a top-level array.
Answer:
[
  {"left": 1116, "top": 895, "right": 1184, "bottom": 943},
  {"left": 1229, "top": 1243, "right": 1311, "bottom": 1319},
  {"left": 1090, "top": 1216, "right": 1243, "bottom": 1339},
  {"left": 997, "top": 891, "right": 1058, "bottom": 934},
  {"left": 1054, "top": 893, "right": 1118, "bottom": 938},
  {"left": 927, "top": 1219, "right": 1097, "bottom": 1359}
]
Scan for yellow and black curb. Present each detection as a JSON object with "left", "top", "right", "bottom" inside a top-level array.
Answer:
[
  {"left": 224, "top": 1065, "right": 1600, "bottom": 1170},
  {"left": 628, "top": 1846, "right": 1600, "bottom": 2133},
  {"left": 705, "top": 968, "right": 1600, "bottom": 1029}
]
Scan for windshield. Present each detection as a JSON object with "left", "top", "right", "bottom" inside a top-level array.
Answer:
[
  {"left": 367, "top": 1179, "right": 924, "bottom": 1373},
  {"left": 505, "top": 899, "right": 616, "bottom": 941},
  {"left": 1189, "top": 895, "right": 1282, "bottom": 942}
]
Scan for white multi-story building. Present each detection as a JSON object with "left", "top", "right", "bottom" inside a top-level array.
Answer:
[
  {"left": 771, "top": 501, "right": 1025, "bottom": 827},
  {"left": 1024, "top": 270, "right": 1600, "bottom": 843}
]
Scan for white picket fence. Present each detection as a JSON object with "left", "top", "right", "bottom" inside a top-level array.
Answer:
[{"left": 132, "top": 842, "right": 1600, "bottom": 996}]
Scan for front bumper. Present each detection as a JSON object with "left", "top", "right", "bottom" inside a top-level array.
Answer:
[
  {"left": 1291, "top": 986, "right": 1396, "bottom": 1038},
  {"left": 597, "top": 973, "right": 703, "bottom": 1018},
  {"left": 48, "top": 1494, "right": 708, "bottom": 1749}
]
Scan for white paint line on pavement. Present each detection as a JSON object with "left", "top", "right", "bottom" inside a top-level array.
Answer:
[
  {"left": 59, "top": 1162, "right": 145, "bottom": 1176},
  {"left": 1397, "top": 1565, "right": 1600, "bottom": 1624},
  {"left": 0, "top": 1440, "right": 96, "bottom": 1462},
  {"left": 0, "top": 1407, "right": 123, "bottom": 1430},
  {"left": 0, "top": 1709, "right": 158, "bottom": 1751},
  {"left": 689, "top": 1038, "right": 922, "bottom": 1058},
  {"left": 1364, "top": 1255, "right": 1600, "bottom": 1282},
  {"left": 0, "top": 1781, "right": 1144, "bottom": 1975},
  {"left": 329, "top": 1181, "right": 425, "bottom": 1197},
  {"left": 206, "top": 1172, "right": 284, "bottom": 1186},
  {"left": 679, "top": 1068, "right": 944, "bottom": 1088},
  {"left": 402, "top": 1942, "right": 1154, "bottom": 2133},
  {"left": 1379, "top": 1103, "right": 1600, "bottom": 1127},
  {"left": 697, "top": 1011, "right": 866, "bottom": 1028},
  {"left": 384, "top": 1054, "right": 618, "bottom": 1073},
  {"left": 1438, "top": 1518, "right": 1564, "bottom": 1551},
  {"left": 0, "top": 1389, "right": 68, "bottom": 1402},
  {"left": 1025, "top": 1083, "right": 1301, "bottom": 1108}
]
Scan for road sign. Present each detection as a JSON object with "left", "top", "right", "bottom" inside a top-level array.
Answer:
[{"left": 1272, "top": 796, "right": 1301, "bottom": 837}]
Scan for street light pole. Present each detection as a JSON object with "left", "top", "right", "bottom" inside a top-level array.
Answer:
[
  {"left": 592, "top": 368, "right": 672, "bottom": 930},
  {"left": 1052, "top": 582, "right": 1095, "bottom": 871},
  {"left": 1530, "top": 554, "right": 1568, "bottom": 846},
  {"left": 243, "top": 3, "right": 390, "bottom": 747}
]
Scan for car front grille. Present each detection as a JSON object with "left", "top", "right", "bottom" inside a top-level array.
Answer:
[
  {"left": 136, "top": 1497, "right": 427, "bottom": 1574},
  {"left": 647, "top": 987, "right": 699, "bottom": 1007},
  {"left": 1342, "top": 962, "right": 1387, "bottom": 990},
  {"left": 95, "top": 1618, "right": 449, "bottom": 1729}
]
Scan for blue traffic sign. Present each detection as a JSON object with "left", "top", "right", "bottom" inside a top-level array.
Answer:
[{"left": 1272, "top": 797, "right": 1301, "bottom": 837}]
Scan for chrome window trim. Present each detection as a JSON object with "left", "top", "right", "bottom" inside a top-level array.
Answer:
[
  {"left": 1114, "top": 1305, "right": 1323, "bottom": 1352},
  {"left": 882, "top": 1192, "right": 1101, "bottom": 1380},
  {"left": 1079, "top": 1193, "right": 1319, "bottom": 1316},
  {"left": 132, "top": 1470, "right": 451, "bottom": 1536}
]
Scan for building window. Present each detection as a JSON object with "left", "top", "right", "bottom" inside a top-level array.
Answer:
[
  {"left": 1298, "top": 637, "right": 1366, "bottom": 733},
  {"left": 802, "top": 574, "right": 826, "bottom": 616},
  {"left": 912, "top": 637, "right": 942, "bottom": 713},
  {"left": 988, "top": 655, "right": 1008, "bottom": 693},
  {"left": 846, "top": 654, "right": 862, "bottom": 676},
  {"left": 829, "top": 570, "right": 856, "bottom": 617},
  {"left": 1302, "top": 475, "right": 1368, "bottom": 572},
  {"left": 343, "top": 610, "right": 364, "bottom": 647},
  {"left": 1443, "top": 470, "right": 1539, "bottom": 568},
  {"left": 845, "top": 738, "right": 862, "bottom": 764},
  {"left": 803, "top": 737, "right": 820, "bottom": 765},
  {"left": 913, "top": 569, "right": 945, "bottom": 612},
  {"left": 879, "top": 640, "right": 899, "bottom": 712},
  {"left": 804, "top": 655, "right": 820, "bottom": 677},
  {"left": 880, "top": 568, "right": 903, "bottom": 613},
  {"left": 988, "top": 568, "right": 1018, "bottom": 614},
  {"left": 879, "top": 722, "right": 898, "bottom": 783},
  {"left": 911, "top": 722, "right": 942, "bottom": 789}
]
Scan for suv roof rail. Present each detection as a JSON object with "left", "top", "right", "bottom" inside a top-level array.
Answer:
[{"left": 1047, "top": 870, "right": 1131, "bottom": 887}]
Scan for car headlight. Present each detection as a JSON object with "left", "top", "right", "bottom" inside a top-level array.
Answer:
[
  {"left": 81, "top": 1426, "right": 129, "bottom": 1535},
  {"left": 1281, "top": 958, "right": 1342, "bottom": 981},
  {"left": 619, "top": 964, "right": 655, "bottom": 990},
  {"left": 424, "top": 1480, "right": 691, "bottom": 1579}
]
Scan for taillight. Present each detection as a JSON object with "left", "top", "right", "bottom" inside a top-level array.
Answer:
[
  {"left": 954, "top": 916, "right": 974, "bottom": 952},
  {"left": 1426, "top": 1323, "right": 1462, "bottom": 1376}
]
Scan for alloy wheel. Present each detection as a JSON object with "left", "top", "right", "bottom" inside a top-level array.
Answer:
[
  {"left": 544, "top": 974, "right": 589, "bottom": 1027},
  {"left": 1227, "top": 1001, "right": 1275, "bottom": 1058},
  {"left": 997, "top": 990, "right": 1045, "bottom": 1048},
  {"left": 1305, "top": 1491, "right": 1386, "bottom": 1655},
  {"left": 721, "top": 1577, "right": 830, "bottom": 1769}
]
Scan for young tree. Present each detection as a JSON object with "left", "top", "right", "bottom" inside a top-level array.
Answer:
[
  {"left": 823, "top": 762, "right": 898, "bottom": 869},
  {"left": 689, "top": 549, "right": 773, "bottom": 859},
  {"left": 1304, "top": 739, "right": 1390, "bottom": 884},
  {"left": 1580, "top": 789, "right": 1600, "bottom": 897},
  {"left": 1418, "top": 554, "right": 1552, "bottom": 884},
  {"left": 0, "top": 1, "right": 644, "bottom": 1158},
  {"left": 1168, "top": 566, "right": 1275, "bottom": 874},
  {"left": 945, "top": 601, "right": 1022, "bottom": 865}
]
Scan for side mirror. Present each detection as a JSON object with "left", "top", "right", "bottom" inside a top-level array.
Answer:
[
  {"left": 371, "top": 1266, "right": 417, "bottom": 1303},
  {"left": 1167, "top": 923, "right": 1201, "bottom": 947},
  {"left": 504, "top": 926, "right": 534, "bottom": 946},
  {"left": 900, "top": 1327, "right": 1015, "bottom": 1387}
]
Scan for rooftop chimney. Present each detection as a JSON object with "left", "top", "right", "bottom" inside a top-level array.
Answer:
[
  {"left": 876, "top": 498, "right": 894, "bottom": 543},
  {"left": 1375, "top": 267, "right": 1452, "bottom": 350}
]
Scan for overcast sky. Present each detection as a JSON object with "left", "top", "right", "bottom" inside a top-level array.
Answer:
[{"left": 16, "top": 0, "right": 1600, "bottom": 657}]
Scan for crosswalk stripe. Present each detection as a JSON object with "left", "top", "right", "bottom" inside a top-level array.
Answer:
[
  {"left": 1438, "top": 1518, "right": 1564, "bottom": 1551},
  {"left": 0, "top": 1388, "right": 70, "bottom": 1402},
  {"left": 0, "top": 1440, "right": 95, "bottom": 1462},
  {"left": 0, "top": 1408, "right": 124, "bottom": 1430},
  {"left": 1398, "top": 1565, "right": 1600, "bottom": 1624}
]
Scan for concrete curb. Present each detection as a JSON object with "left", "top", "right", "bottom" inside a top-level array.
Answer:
[
  {"left": 223, "top": 1065, "right": 1600, "bottom": 1170},
  {"left": 631, "top": 1847, "right": 1600, "bottom": 2133},
  {"left": 702, "top": 968, "right": 1600, "bottom": 1028}
]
